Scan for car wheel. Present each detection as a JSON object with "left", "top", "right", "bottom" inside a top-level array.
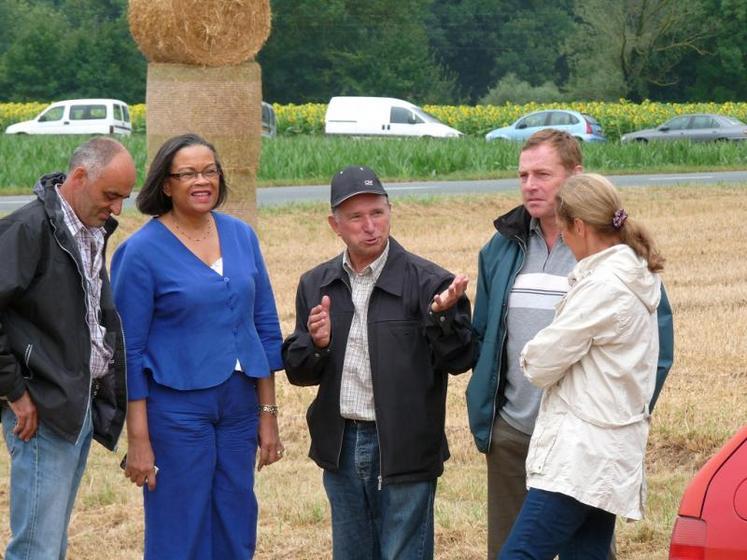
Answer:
[{"left": 635, "top": 138, "right": 648, "bottom": 143}]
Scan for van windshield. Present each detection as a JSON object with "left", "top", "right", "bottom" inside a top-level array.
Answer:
[{"left": 414, "top": 108, "right": 443, "bottom": 125}]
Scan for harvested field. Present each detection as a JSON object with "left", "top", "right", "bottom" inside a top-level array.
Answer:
[{"left": 1, "top": 185, "right": 745, "bottom": 559}]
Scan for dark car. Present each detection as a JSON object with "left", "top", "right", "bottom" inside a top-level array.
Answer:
[
  {"left": 622, "top": 114, "right": 747, "bottom": 143},
  {"left": 669, "top": 425, "right": 747, "bottom": 559}
]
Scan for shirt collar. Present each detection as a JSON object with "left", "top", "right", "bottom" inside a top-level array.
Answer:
[
  {"left": 343, "top": 240, "right": 390, "bottom": 280},
  {"left": 529, "top": 216, "right": 570, "bottom": 249},
  {"left": 529, "top": 217, "right": 543, "bottom": 236}
]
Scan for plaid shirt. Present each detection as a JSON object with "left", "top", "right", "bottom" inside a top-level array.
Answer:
[
  {"left": 56, "top": 187, "right": 113, "bottom": 379},
  {"left": 339, "top": 242, "right": 390, "bottom": 421}
]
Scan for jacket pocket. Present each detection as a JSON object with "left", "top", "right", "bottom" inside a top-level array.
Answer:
[
  {"left": 378, "top": 320, "right": 425, "bottom": 356},
  {"left": 526, "top": 409, "right": 566, "bottom": 475}
]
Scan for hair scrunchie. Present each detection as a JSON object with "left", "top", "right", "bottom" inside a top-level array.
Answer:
[{"left": 612, "top": 208, "right": 628, "bottom": 230}]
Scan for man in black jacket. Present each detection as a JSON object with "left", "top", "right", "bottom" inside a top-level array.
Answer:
[
  {"left": 0, "top": 136, "right": 135, "bottom": 559},
  {"left": 282, "top": 165, "right": 474, "bottom": 560}
]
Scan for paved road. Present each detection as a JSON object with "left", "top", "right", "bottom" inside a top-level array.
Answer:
[{"left": 2, "top": 170, "right": 746, "bottom": 213}]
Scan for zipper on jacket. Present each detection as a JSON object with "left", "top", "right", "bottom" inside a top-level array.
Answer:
[
  {"left": 367, "top": 281, "right": 385, "bottom": 491},
  {"left": 22, "top": 344, "right": 34, "bottom": 378},
  {"left": 376, "top": 420, "right": 384, "bottom": 491},
  {"left": 486, "top": 235, "right": 527, "bottom": 450},
  {"left": 334, "top": 277, "right": 353, "bottom": 471},
  {"left": 110, "top": 309, "right": 128, "bottom": 451},
  {"left": 50, "top": 218, "right": 94, "bottom": 446}
]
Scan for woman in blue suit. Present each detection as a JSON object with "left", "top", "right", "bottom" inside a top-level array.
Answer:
[{"left": 112, "top": 133, "right": 284, "bottom": 559}]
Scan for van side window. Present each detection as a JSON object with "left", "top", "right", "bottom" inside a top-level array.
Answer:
[
  {"left": 70, "top": 104, "right": 107, "bottom": 120},
  {"left": 391, "top": 107, "right": 413, "bottom": 124},
  {"left": 39, "top": 107, "right": 64, "bottom": 122},
  {"left": 122, "top": 105, "right": 130, "bottom": 122},
  {"left": 113, "top": 104, "right": 122, "bottom": 121},
  {"left": 391, "top": 107, "right": 424, "bottom": 125}
]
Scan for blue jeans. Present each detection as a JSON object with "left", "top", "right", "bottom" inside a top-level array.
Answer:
[
  {"left": 143, "top": 372, "right": 259, "bottom": 560},
  {"left": 323, "top": 420, "right": 436, "bottom": 560},
  {"left": 2, "top": 405, "right": 93, "bottom": 560},
  {"left": 499, "top": 488, "right": 616, "bottom": 560}
]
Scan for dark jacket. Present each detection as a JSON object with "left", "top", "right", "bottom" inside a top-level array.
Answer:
[
  {"left": 0, "top": 173, "right": 127, "bottom": 450},
  {"left": 282, "top": 237, "right": 473, "bottom": 485},
  {"left": 466, "top": 205, "right": 675, "bottom": 453}
]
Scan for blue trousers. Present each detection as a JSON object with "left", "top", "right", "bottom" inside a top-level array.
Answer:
[
  {"left": 144, "top": 372, "right": 259, "bottom": 560},
  {"left": 2, "top": 405, "right": 93, "bottom": 560},
  {"left": 499, "top": 488, "right": 616, "bottom": 560},
  {"left": 323, "top": 420, "right": 437, "bottom": 560}
]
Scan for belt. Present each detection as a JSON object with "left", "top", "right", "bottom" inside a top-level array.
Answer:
[{"left": 345, "top": 418, "right": 376, "bottom": 426}]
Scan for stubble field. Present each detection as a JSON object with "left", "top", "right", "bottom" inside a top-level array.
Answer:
[{"left": 1, "top": 184, "right": 746, "bottom": 559}]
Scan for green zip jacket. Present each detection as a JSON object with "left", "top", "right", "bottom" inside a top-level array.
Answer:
[{"left": 466, "top": 205, "right": 674, "bottom": 453}]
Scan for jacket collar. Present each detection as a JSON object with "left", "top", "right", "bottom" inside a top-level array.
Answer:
[
  {"left": 493, "top": 204, "right": 532, "bottom": 242},
  {"left": 33, "top": 172, "right": 119, "bottom": 239},
  {"left": 319, "top": 236, "right": 407, "bottom": 297}
]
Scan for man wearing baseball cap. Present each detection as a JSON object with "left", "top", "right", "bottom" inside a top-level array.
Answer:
[{"left": 283, "top": 165, "right": 474, "bottom": 559}]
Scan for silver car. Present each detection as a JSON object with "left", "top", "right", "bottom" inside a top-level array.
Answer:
[
  {"left": 621, "top": 113, "right": 747, "bottom": 143},
  {"left": 485, "top": 109, "right": 606, "bottom": 142}
]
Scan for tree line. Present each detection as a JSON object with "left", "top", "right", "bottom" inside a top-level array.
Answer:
[{"left": 1, "top": 0, "right": 745, "bottom": 105}]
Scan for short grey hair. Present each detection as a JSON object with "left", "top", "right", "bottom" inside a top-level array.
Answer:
[{"left": 68, "top": 137, "right": 126, "bottom": 180}]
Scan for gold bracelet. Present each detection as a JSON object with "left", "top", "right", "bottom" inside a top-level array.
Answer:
[{"left": 258, "top": 404, "right": 279, "bottom": 416}]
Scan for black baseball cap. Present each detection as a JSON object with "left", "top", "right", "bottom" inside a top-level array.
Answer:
[{"left": 330, "top": 165, "right": 388, "bottom": 208}]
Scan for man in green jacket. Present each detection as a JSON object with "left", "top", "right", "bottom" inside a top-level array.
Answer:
[{"left": 466, "top": 129, "right": 674, "bottom": 559}]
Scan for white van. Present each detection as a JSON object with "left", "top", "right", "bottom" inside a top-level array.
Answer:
[
  {"left": 325, "top": 96, "right": 462, "bottom": 138},
  {"left": 5, "top": 99, "right": 132, "bottom": 136}
]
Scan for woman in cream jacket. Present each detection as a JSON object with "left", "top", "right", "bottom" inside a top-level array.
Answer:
[{"left": 500, "top": 173, "right": 666, "bottom": 559}]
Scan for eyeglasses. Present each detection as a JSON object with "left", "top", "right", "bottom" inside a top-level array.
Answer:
[{"left": 168, "top": 168, "right": 220, "bottom": 182}]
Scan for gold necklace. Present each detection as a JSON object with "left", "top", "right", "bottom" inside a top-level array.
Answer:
[{"left": 171, "top": 215, "right": 213, "bottom": 242}]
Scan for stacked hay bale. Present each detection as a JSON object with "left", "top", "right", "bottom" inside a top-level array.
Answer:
[{"left": 129, "top": 0, "right": 271, "bottom": 223}]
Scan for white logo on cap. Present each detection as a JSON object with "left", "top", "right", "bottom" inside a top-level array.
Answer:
[{"left": 364, "top": 179, "right": 373, "bottom": 186}]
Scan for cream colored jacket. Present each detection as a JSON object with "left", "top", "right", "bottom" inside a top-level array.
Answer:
[{"left": 520, "top": 244, "right": 661, "bottom": 520}]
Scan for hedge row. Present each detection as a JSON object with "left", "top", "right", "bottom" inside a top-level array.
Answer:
[{"left": 3, "top": 100, "right": 747, "bottom": 141}]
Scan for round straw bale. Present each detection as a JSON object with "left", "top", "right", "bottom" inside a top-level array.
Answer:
[{"left": 129, "top": 0, "right": 271, "bottom": 66}]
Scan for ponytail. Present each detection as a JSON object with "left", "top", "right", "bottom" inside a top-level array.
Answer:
[{"left": 556, "top": 173, "right": 665, "bottom": 272}]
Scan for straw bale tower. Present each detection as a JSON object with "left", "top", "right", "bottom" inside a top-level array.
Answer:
[{"left": 129, "top": 0, "right": 271, "bottom": 224}]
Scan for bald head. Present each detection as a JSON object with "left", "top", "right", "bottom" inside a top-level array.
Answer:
[
  {"left": 68, "top": 137, "right": 128, "bottom": 181},
  {"left": 60, "top": 137, "right": 136, "bottom": 227}
]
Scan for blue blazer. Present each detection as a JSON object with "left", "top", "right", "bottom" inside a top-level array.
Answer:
[{"left": 111, "top": 212, "right": 283, "bottom": 400}]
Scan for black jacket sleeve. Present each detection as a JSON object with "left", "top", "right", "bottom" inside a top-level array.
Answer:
[
  {"left": 282, "top": 277, "right": 331, "bottom": 386},
  {"left": 0, "top": 219, "right": 41, "bottom": 401},
  {"left": 423, "top": 278, "right": 474, "bottom": 375}
]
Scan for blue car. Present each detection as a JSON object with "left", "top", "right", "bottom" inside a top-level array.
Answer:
[{"left": 485, "top": 109, "right": 606, "bottom": 142}]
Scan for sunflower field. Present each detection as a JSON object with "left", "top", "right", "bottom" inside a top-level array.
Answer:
[{"left": 3, "top": 100, "right": 747, "bottom": 141}]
